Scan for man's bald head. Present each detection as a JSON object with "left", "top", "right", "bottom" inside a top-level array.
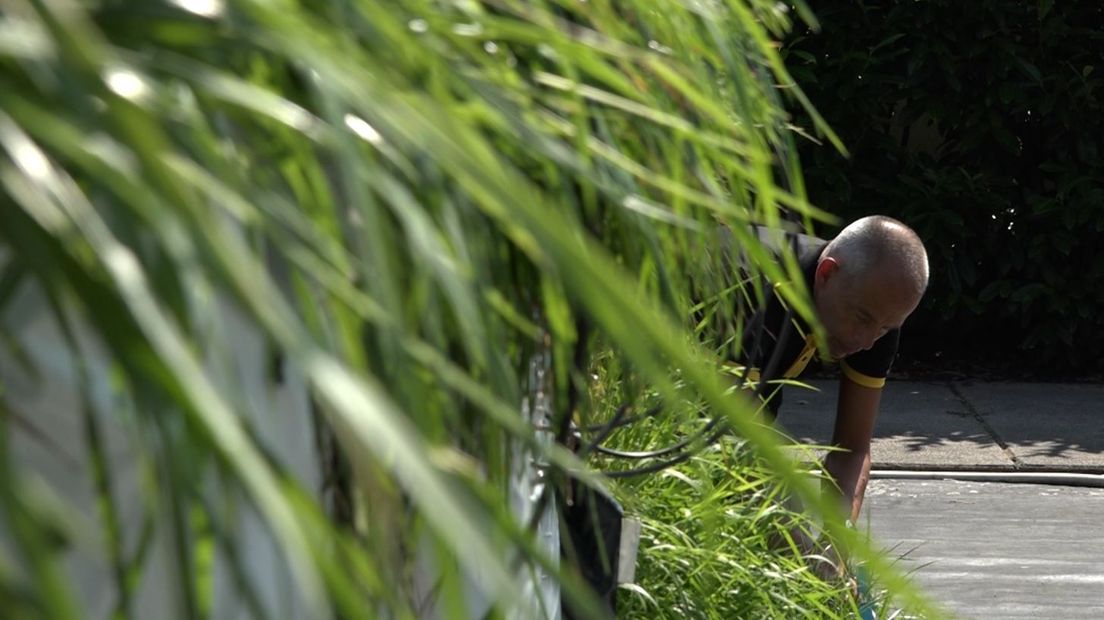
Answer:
[
  {"left": 822, "top": 215, "right": 929, "bottom": 298},
  {"left": 812, "top": 216, "right": 929, "bottom": 358}
]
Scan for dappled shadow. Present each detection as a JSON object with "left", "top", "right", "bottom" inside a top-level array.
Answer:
[
  {"left": 778, "top": 381, "right": 1104, "bottom": 467},
  {"left": 882, "top": 428, "right": 991, "bottom": 454}
]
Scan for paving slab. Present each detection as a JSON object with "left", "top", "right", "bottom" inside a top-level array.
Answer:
[
  {"left": 865, "top": 478, "right": 1104, "bottom": 619},
  {"left": 955, "top": 383, "right": 1104, "bottom": 471},
  {"left": 778, "top": 381, "right": 1012, "bottom": 469}
]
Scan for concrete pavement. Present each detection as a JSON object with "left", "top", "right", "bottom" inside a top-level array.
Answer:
[
  {"left": 778, "top": 380, "right": 1104, "bottom": 472},
  {"left": 865, "top": 478, "right": 1104, "bottom": 619},
  {"left": 777, "top": 380, "right": 1104, "bottom": 619}
]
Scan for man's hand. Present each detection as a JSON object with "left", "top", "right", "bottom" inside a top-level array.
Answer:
[
  {"left": 804, "top": 539, "right": 866, "bottom": 610},
  {"left": 767, "top": 495, "right": 855, "bottom": 591},
  {"left": 807, "top": 538, "right": 845, "bottom": 580}
]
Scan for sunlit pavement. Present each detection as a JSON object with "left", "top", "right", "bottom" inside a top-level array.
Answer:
[
  {"left": 865, "top": 478, "right": 1104, "bottom": 619},
  {"left": 780, "top": 380, "right": 1104, "bottom": 618}
]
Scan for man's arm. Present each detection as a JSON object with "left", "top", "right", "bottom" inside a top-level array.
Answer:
[{"left": 825, "top": 375, "right": 883, "bottom": 523}]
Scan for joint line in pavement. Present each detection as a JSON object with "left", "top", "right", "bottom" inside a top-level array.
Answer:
[{"left": 946, "top": 383, "right": 1023, "bottom": 469}]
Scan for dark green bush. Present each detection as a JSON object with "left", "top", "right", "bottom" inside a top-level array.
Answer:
[{"left": 785, "top": 1, "right": 1104, "bottom": 373}]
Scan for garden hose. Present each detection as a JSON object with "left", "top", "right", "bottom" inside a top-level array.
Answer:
[{"left": 870, "top": 469, "right": 1104, "bottom": 488}]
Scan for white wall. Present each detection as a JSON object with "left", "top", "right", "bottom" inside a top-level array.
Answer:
[
  {"left": 0, "top": 280, "right": 319, "bottom": 619},
  {"left": 1, "top": 279, "right": 558, "bottom": 619}
]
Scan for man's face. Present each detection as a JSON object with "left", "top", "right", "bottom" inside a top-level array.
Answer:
[{"left": 813, "top": 257, "right": 922, "bottom": 360}]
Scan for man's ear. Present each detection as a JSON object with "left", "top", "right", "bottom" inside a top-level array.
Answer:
[{"left": 815, "top": 256, "right": 840, "bottom": 286}]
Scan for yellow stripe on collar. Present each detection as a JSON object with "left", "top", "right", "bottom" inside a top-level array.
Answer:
[
  {"left": 782, "top": 334, "right": 818, "bottom": 379},
  {"left": 722, "top": 364, "right": 761, "bottom": 386}
]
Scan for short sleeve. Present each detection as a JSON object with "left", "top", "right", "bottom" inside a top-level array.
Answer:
[{"left": 839, "top": 328, "right": 899, "bottom": 388}]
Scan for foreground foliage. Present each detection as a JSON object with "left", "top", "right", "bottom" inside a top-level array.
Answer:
[{"left": 0, "top": 0, "right": 936, "bottom": 618}]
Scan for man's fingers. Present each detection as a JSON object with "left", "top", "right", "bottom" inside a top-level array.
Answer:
[{"left": 806, "top": 543, "right": 846, "bottom": 582}]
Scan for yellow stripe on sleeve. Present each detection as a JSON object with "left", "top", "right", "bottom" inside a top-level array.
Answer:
[{"left": 840, "top": 360, "right": 886, "bottom": 389}]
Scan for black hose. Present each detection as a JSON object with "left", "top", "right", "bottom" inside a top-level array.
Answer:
[
  {"left": 599, "top": 424, "right": 731, "bottom": 478},
  {"left": 592, "top": 415, "right": 725, "bottom": 460}
]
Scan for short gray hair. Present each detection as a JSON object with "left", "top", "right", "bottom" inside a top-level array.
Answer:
[{"left": 823, "top": 215, "right": 929, "bottom": 294}]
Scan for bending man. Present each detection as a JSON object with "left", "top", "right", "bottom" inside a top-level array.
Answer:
[{"left": 731, "top": 215, "right": 929, "bottom": 530}]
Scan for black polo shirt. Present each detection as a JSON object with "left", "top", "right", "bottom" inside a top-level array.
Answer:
[{"left": 730, "top": 235, "right": 899, "bottom": 416}]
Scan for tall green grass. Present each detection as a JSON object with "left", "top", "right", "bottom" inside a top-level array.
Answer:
[
  {"left": 0, "top": 0, "right": 938, "bottom": 618},
  {"left": 586, "top": 358, "right": 924, "bottom": 618}
]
